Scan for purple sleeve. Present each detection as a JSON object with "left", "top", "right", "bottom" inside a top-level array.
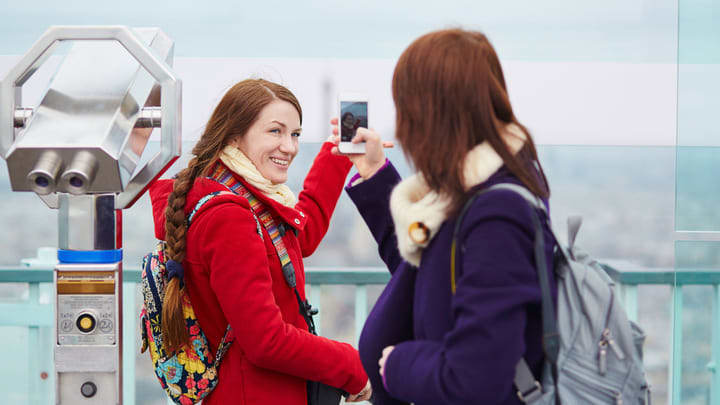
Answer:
[
  {"left": 358, "top": 263, "right": 415, "bottom": 405},
  {"left": 345, "top": 161, "right": 404, "bottom": 273},
  {"left": 345, "top": 158, "right": 390, "bottom": 189},
  {"left": 382, "top": 195, "right": 543, "bottom": 404},
  {"left": 347, "top": 172, "right": 364, "bottom": 188}
]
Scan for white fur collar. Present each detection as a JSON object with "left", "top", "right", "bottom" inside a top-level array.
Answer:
[{"left": 389, "top": 124, "right": 526, "bottom": 266}]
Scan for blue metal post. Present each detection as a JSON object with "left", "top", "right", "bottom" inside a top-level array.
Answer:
[
  {"left": 40, "top": 283, "right": 54, "bottom": 404},
  {"left": 28, "top": 282, "right": 40, "bottom": 405},
  {"left": 619, "top": 284, "right": 639, "bottom": 322},
  {"left": 355, "top": 285, "right": 368, "bottom": 346},
  {"left": 710, "top": 284, "right": 720, "bottom": 405},
  {"left": 670, "top": 285, "right": 683, "bottom": 405},
  {"left": 311, "top": 284, "right": 323, "bottom": 336}
]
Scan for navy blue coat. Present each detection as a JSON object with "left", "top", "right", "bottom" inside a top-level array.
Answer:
[{"left": 347, "top": 162, "right": 557, "bottom": 405}]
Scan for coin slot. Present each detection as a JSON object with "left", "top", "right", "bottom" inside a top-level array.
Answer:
[{"left": 76, "top": 313, "right": 96, "bottom": 334}]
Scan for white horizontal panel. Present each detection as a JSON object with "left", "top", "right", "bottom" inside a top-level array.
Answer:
[{"left": 1, "top": 55, "right": 681, "bottom": 145}]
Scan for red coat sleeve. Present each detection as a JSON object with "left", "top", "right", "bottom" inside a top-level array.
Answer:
[
  {"left": 294, "top": 142, "right": 353, "bottom": 257},
  {"left": 197, "top": 200, "right": 367, "bottom": 394}
]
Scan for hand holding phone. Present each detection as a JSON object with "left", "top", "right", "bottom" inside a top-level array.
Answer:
[
  {"left": 338, "top": 93, "right": 368, "bottom": 154},
  {"left": 329, "top": 121, "right": 393, "bottom": 180}
]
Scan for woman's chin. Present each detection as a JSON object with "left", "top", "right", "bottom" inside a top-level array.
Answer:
[
  {"left": 268, "top": 173, "right": 288, "bottom": 185},
  {"left": 260, "top": 164, "right": 290, "bottom": 185}
]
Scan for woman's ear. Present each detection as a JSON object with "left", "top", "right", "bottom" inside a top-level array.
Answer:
[{"left": 226, "top": 136, "right": 240, "bottom": 149}]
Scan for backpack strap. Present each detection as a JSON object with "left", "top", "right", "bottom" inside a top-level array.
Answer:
[
  {"left": 208, "top": 165, "right": 319, "bottom": 335},
  {"left": 188, "top": 191, "right": 230, "bottom": 225},
  {"left": 566, "top": 215, "right": 582, "bottom": 260},
  {"left": 514, "top": 359, "right": 543, "bottom": 403},
  {"left": 449, "top": 183, "right": 549, "bottom": 292},
  {"left": 183, "top": 190, "right": 245, "bottom": 363},
  {"left": 189, "top": 190, "right": 263, "bottom": 241},
  {"left": 481, "top": 184, "right": 559, "bottom": 360},
  {"left": 450, "top": 182, "right": 560, "bottom": 403}
]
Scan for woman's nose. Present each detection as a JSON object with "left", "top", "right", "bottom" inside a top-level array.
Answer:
[{"left": 279, "top": 134, "right": 297, "bottom": 155}]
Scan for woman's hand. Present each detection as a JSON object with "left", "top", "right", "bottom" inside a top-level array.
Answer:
[
  {"left": 378, "top": 345, "right": 395, "bottom": 378},
  {"left": 346, "top": 380, "right": 372, "bottom": 402},
  {"left": 330, "top": 118, "right": 394, "bottom": 180}
]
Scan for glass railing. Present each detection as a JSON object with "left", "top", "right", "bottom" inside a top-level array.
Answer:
[{"left": 1, "top": 252, "right": 718, "bottom": 405}]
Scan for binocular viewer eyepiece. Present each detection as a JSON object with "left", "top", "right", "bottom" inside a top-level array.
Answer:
[
  {"left": 0, "top": 26, "right": 182, "bottom": 209},
  {"left": 26, "top": 151, "right": 98, "bottom": 195},
  {"left": 27, "top": 151, "right": 62, "bottom": 194},
  {"left": 61, "top": 151, "right": 98, "bottom": 195}
]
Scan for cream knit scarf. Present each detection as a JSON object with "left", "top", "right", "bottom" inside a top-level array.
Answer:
[
  {"left": 219, "top": 145, "right": 297, "bottom": 207},
  {"left": 389, "top": 124, "right": 527, "bottom": 266}
]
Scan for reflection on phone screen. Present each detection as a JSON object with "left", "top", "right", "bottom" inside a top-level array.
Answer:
[{"left": 340, "top": 101, "right": 368, "bottom": 142}]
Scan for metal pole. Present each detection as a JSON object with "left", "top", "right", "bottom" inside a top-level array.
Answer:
[
  {"left": 669, "top": 284, "right": 683, "bottom": 405},
  {"left": 55, "top": 194, "right": 122, "bottom": 404}
]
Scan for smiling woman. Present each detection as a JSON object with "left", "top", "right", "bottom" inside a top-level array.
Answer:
[
  {"left": 146, "top": 79, "right": 370, "bottom": 405},
  {"left": 230, "top": 100, "right": 302, "bottom": 185}
]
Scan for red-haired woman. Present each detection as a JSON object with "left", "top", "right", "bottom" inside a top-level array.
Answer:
[
  {"left": 332, "top": 29, "right": 556, "bottom": 404},
  {"left": 149, "top": 79, "right": 370, "bottom": 404}
]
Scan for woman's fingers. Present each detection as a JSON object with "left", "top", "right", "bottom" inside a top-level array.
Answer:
[
  {"left": 352, "top": 127, "right": 379, "bottom": 144},
  {"left": 346, "top": 381, "right": 372, "bottom": 402},
  {"left": 330, "top": 117, "right": 339, "bottom": 136},
  {"left": 378, "top": 345, "right": 395, "bottom": 377},
  {"left": 359, "top": 383, "right": 373, "bottom": 401},
  {"left": 331, "top": 120, "right": 391, "bottom": 148}
]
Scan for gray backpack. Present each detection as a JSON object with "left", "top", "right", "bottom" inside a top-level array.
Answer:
[{"left": 453, "top": 183, "right": 651, "bottom": 404}]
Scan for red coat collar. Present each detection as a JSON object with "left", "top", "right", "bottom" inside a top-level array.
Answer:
[
  {"left": 149, "top": 162, "right": 309, "bottom": 241},
  {"left": 217, "top": 163, "right": 309, "bottom": 232}
]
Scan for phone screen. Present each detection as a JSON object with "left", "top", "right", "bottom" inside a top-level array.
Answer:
[{"left": 340, "top": 101, "right": 368, "bottom": 142}]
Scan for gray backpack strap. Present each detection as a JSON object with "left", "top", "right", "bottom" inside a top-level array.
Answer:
[
  {"left": 566, "top": 215, "right": 582, "bottom": 258},
  {"left": 488, "top": 183, "right": 547, "bottom": 213},
  {"left": 567, "top": 215, "right": 582, "bottom": 247},
  {"left": 490, "top": 183, "right": 575, "bottom": 264},
  {"left": 514, "top": 359, "right": 543, "bottom": 403},
  {"left": 486, "top": 183, "right": 560, "bottom": 400},
  {"left": 452, "top": 183, "right": 563, "bottom": 402},
  {"left": 487, "top": 184, "right": 559, "bottom": 354}
]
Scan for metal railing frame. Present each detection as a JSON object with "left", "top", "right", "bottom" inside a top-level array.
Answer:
[{"left": 2, "top": 263, "right": 719, "bottom": 404}]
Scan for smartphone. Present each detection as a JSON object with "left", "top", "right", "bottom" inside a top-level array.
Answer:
[{"left": 338, "top": 93, "right": 368, "bottom": 154}]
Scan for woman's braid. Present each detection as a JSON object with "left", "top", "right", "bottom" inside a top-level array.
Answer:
[{"left": 161, "top": 157, "right": 202, "bottom": 351}]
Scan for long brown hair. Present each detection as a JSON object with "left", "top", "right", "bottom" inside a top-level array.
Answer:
[
  {"left": 162, "top": 79, "right": 301, "bottom": 352},
  {"left": 392, "top": 29, "right": 549, "bottom": 216}
]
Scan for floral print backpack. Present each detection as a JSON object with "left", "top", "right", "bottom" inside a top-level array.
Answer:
[{"left": 140, "top": 191, "right": 236, "bottom": 405}]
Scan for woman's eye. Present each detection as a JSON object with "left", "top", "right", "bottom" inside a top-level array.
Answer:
[
  {"left": 291, "top": 132, "right": 301, "bottom": 138},
  {"left": 269, "top": 128, "right": 281, "bottom": 134}
]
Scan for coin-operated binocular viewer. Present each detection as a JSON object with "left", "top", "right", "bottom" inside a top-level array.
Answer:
[{"left": 0, "top": 26, "right": 181, "bottom": 404}]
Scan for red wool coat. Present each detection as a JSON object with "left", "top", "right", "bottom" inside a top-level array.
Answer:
[{"left": 149, "top": 143, "right": 367, "bottom": 405}]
